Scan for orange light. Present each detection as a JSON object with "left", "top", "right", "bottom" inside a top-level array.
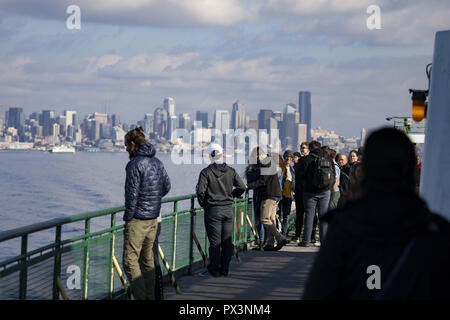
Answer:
[
  {"left": 409, "top": 89, "right": 428, "bottom": 122},
  {"left": 412, "top": 100, "right": 427, "bottom": 122}
]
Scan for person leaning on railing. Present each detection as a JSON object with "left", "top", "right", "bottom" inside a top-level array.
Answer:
[{"left": 123, "top": 126, "right": 171, "bottom": 300}]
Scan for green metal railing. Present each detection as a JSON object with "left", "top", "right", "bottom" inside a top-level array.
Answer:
[{"left": 0, "top": 193, "right": 255, "bottom": 300}]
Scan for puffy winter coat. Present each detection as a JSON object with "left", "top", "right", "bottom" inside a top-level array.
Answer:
[{"left": 124, "top": 141, "right": 171, "bottom": 221}]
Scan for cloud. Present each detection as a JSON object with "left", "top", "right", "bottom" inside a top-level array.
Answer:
[{"left": 0, "top": 51, "right": 431, "bottom": 136}]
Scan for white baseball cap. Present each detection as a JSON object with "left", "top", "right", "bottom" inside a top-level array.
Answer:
[{"left": 209, "top": 143, "right": 223, "bottom": 157}]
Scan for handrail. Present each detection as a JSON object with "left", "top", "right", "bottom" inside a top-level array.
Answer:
[{"left": 0, "top": 194, "right": 196, "bottom": 243}]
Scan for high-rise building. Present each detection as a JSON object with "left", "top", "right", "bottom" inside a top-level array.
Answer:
[
  {"left": 144, "top": 113, "right": 154, "bottom": 135},
  {"left": 232, "top": 100, "right": 245, "bottom": 130},
  {"left": 214, "top": 110, "right": 230, "bottom": 132},
  {"left": 179, "top": 113, "right": 191, "bottom": 131},
  {"left": 0, "top": 115, "right": 4, "bottom": 133},
  {"left": 154, "top": 107, "right": 168, "bottom": 138},
  {"left": 164, "top": 97, "right": 175, "bottom": 117},
  {"left": 282, "top": 111, "right": 300, "bottom": 147},
  {"left": 284, "top": 103, "right": 296, "bottom": 115},
  {"left": 167, "top": 115, "right": 177, "bottom": 140},
  {"left": 297, "top": 124, "right": 307, "bottom": 146},
  {"left": 7, "top": 107, "right": 25, "bottom": 135},
  {"left": 42, "top": 110, "right": 55, "bottom": 137},
  {"left": 196, "top": 111, "right": 208, "bottom": 128},
  {"left": 258, "top": 109, "right": 272, "bottom": 130},
  {"left": 298, "top": 91, "right": 312, "bottom": 141},
  {"left": 111, "top": 114, "right": 120, "bottom": 127}
]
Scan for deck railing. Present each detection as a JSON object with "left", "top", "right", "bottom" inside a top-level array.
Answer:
[{"left": 0, "top": 193, "right": 255, "bottom": 300}]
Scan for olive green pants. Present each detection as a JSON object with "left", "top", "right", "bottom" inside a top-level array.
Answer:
[{"left": 123, "top": 218, "right": 158, "bottom": 300}]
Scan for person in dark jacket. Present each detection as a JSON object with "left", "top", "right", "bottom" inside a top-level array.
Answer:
[
  {"left": 245, "top": 147, "right": 266, "bottom": 244},
  {"left": 303, "top": 127, "right": 450, "bottom": 300},
  {"left": 279, "top": 150, "right": 295, "bottom": 237},
  {"left": 122, "top": 126, "right": 171, "bottom": 300},
  {"left": 296, "top": 141, "right": 332, "bottom": 247},
  {"left": 247, "top": 150, "right": 289, "bottom": 251},
  {"left": 196, "top": 143, "right": 246, "bottom": 277}
]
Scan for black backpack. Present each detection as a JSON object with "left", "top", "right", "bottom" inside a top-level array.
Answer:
[{"left": 311, "top": 153, "right": 335, "bottom": 190}]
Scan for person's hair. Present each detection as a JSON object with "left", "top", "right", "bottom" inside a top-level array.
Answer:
[
  {"left": 278, "top": 155, "right": 287, "bottom": 178},
  {"left": 330, "top": 149, "right": 337, "bottom": 160},
  {"left": 321, "top": 146, "right": 331, "bottom": 157},
  {"left": 362, "top": 127, "right": 417, "bottom": 193},
  {"left": 309, "top": 140, "right": 321, "bottom": 151},
  {"left": 300, "top": 141, "right": 309, "bottom": 148},
  {"left": 125, "top": 126, "right": 146, "bottom": 159},
  {"left": 293, "top": 152, "right": 301, "bottom": 158},
  {"left": 349, "top": 150, "right": 360, "bottom": 162}
]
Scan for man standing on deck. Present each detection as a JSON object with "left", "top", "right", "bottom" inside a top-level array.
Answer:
[
  {"left": 196, "top": 143, "right": 247, "bottom": 277},
  {"left": 123, "top": 126, "right": 171, "bottom": 300}
]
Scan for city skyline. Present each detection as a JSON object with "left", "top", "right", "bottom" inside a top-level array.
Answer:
[{"left": 0, "top": 1, "right": 449, "bottom": 137}]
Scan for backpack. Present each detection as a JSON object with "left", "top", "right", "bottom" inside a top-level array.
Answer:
[{"left": 311, "top": 153, "right": 335, "bottom": 190}]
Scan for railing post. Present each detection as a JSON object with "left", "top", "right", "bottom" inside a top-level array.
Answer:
[
  {"left": 188, "top": 196, "right": 195, "bottom": 275},
  {"left": 52, "top": 225, "right": 62, "bottom": 300},
  {"left": 172, "top": 201, "right": 178, "bottom": 271},
  {"left": 19, "top": 234, "right": 28, "bottom": 300},
  {"left": 82, "top": 218, "right": 91, "bottom": 300},
  {"left": 108, "top": 213, "right": 116, "bottom": 299}
]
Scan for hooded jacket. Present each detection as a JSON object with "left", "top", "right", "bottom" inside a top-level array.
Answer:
[
  {"left": 124, "top": 141, "right": 171, "bottom": 221},
  {"left": 246, "top": 161, "right": 282, "bottom": 200},
  {"left": 303, "top": 189, "right": 450, "bottom": 300},
  {"left": 196, "top": 163, "right": 247, "bottom": 207}
]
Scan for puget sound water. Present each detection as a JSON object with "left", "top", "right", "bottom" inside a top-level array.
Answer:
[{"left": 0, "top": 150, "right": 247, "bottom": 260}]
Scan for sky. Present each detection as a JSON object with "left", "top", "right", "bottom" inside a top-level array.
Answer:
[{"left": 0, "top": 0, "right": 449, "bottom": 137}]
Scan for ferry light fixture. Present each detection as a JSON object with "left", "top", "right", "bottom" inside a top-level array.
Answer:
[
  {"left": 409, "top": 89, "right": 428, "bottom": 122},
  {"left": 409, "top": 63, "right": 432, "bottom": 122}
]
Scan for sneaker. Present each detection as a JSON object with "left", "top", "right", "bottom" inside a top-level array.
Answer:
[
  {"left": 298, "top": 241, "right": 314, "bottom": 247},
  {"left": 291, "top": 236, "right": 300, "bottom": 243},
  {"left": 275, "top": 239, "right": 289, "bottom": 251},
  {"left": 314, "top": 241, "right": 321, "bottom": 247}
]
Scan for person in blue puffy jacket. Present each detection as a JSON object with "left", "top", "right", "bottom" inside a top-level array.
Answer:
[{"left": 122, "top": 126, "right": 171, "bottom": 300}]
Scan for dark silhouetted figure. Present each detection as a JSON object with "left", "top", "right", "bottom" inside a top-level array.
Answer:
[{"left": 303, "top": 127, "right": 450, "bottom": 300}]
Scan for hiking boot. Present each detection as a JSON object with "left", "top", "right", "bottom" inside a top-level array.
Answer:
[
  {"left": 262, "top": 244, "right": 276, "bottom": 251},
  {"left": 275, "top": 239, "right": 289, "bottom": 251}
]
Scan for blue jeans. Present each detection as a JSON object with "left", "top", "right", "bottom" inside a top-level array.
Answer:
[
  {"left": 302, "top": 191, "right": 331, "bottom": 243},
  {"left": 253, "top": 190, "right": 265, "bottom": 242},
  {"left": 279, "top": 197, "right": 293, "bottom": 236}
]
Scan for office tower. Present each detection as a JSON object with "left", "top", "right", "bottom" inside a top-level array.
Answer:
[
  {"left": 248, "top": 120, "right": 258, "bottom": 131},
  {"left": 258, "top": 109, "right": 273, "bottom": 130},
  {"left": 93, "top": 112, "right": 108, "bottom": 125},
  {"left": 284, "top": 103, "right": 296, "bottom": 114},
  {"left": 298, "top": 91, "right": 312, "bottom": 141},
  {"left": 214, "top": 110, "right": 230, "bottom": 132},
  {"left": 164, "top": 97, "right": 175, "bottom": 117},
  {"left": 52, "top": 123, "right": 60, "bottom": 137},
  {"left": 42, "top": 110, "right": 55, "bottom": 137},
  {"left": 144, "top": 113, "right": 154, "bottom": 135},
  {"left": 272, "top": 111, "right": 282, "bottom": 122},
  {"left": 297, "top": 124, "right": 307, "bottom": 146},
  {"left": 154, "top": 107, "right": 168, "bottom": 138},
  {"left": 7, "top": 107, "right": 25, "bottom": 135},
  {"left": 58, "top": 115, "right": 67, "bottom": 136},
  {"left": 100, "top": 123, "right": 112, "bottom": 139},
  {"left": 196, "top": 111, "right": 208, "bottom": 128},
  {"left": 283, "top": 111, "right": 300, "bottom": 147},
  {"left": 179, "top": 113, "right": 191, "bottom": 131},
  {"left": 111, "top": 114, "right": 120, "bottom": 127},
  {"left": 232, "top": 100, "right": 245, "bottom": 130},
  {"left": 0, "top": 115, "right": 4, "bottom": 132},
  {"left": 167, "top": 115, "right": 177, "bottom": 140}
]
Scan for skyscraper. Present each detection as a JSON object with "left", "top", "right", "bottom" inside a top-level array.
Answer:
[
  {"left": 179, "top": 113, "right": 191, "bottom": 131},
  {"left": 258, "top": 109, "right": 273, "bottom": 130},
  {"left": 167, "top": 115, "right": 177, "bottom": 140},
  {"left": 144, "top": 113, "right": 154, "bottom": 135},
  {"left": 196, "top": 111, "right": 208, "bottom": 128},
  {"left": 7, "top": 107, "right": 25, "bottom": 135},
  {"left": 298, "top": 91, "right": 312, "bottom": 141},
  {"left": 42, "top": 110, "right": 55, "bottom": 137},
  {"left": 232, "top": 100, "right": 245, "bottom": 130},
  {"left": 164, "top": 97, "right": 175, "bottom": 117},
  {"left": 214, "top": 110, "right": 230, "bottom": 132},
  {"left": 154, "top": 107, "right": 168, "bottom": 138}
]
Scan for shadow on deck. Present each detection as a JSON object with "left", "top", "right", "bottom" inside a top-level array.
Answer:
[{"left": 165, "top": 243, "right": 319, "bottom": 300}]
